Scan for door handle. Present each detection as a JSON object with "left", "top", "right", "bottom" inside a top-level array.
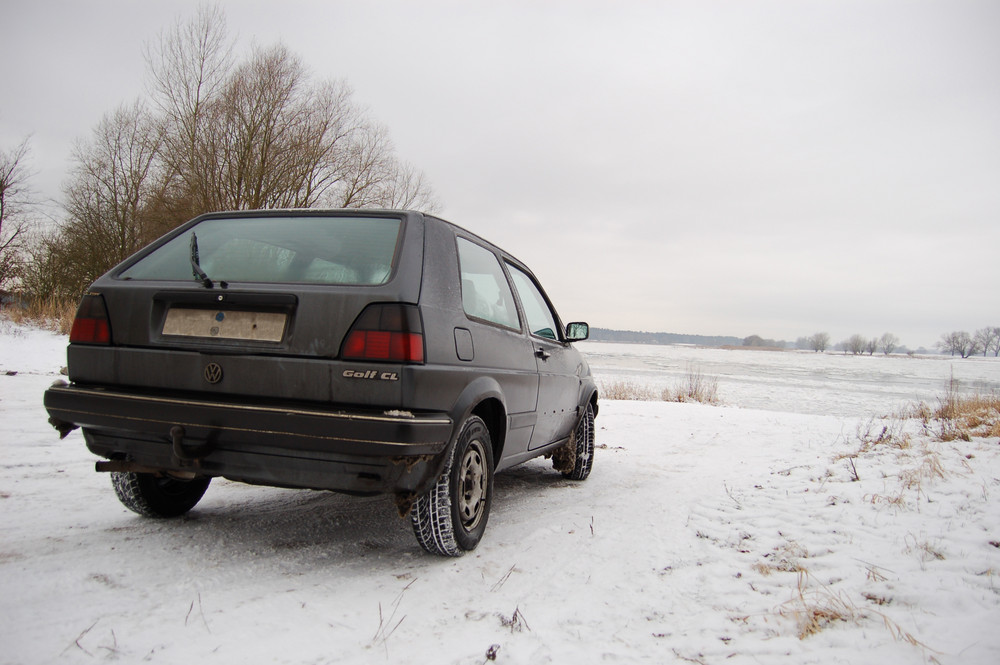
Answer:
[{"left": 535, "top": 347, "right": 551, "bottom": 360}]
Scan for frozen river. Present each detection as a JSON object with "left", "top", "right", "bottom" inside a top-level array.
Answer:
[{"left": 577, "top": 341, "right": 1000, "bottom": 418}]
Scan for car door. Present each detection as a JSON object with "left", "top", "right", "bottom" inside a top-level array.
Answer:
[
  {"left": 452, "top": 237, "right": 540, "bottom": 456},
  {"left": 505, "top": 262, "right": 583, "bottom": 450}
]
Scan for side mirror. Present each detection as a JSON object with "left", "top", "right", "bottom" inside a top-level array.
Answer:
[{"left": 565, "top": 322, "right": 589, "bottom": 341}]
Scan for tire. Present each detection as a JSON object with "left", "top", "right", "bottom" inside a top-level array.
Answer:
[
  {"left": 111, "top": 471, "right": 211, "bottom": 518},
  {"left": 411, "top": 416, "right": 494, "bottom": 556},
  {"left": 562, "top": 402, "right": 595, "bottom": 480}
]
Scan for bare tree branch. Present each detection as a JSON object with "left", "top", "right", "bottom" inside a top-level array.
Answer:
[{"left": 0, "top": 138, "right": 35, "bottom": 288}]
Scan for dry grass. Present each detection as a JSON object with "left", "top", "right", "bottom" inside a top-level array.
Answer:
[
  {"left": 934, "top": 389, "right": 1000, "bottom": 441},
  {"left": 860, "top": 444, "right": 947, "bottom": 510},
  {"left": 662, "top": 365, "right": 720, "bottom": 405},
  {"left": 903, "top": 374, "right": 1000, "bottom": 441},
  {"left": 779, "top": 572, "right": 862, "bottom": 639},
  {"left": 1, "top": 297, "right": 77, "bottom": 335},
  {"left": 601, "top": 367, "right": 721, "bottom": 405},
  {"left": 778, "top": 572, "right": 933, "bottom": 653},
  {"left": 753, "top": 541, "right": 809, "bottom": 577},
  {"left": 899, "top": 453, "right": 946, "bottom": 492},
  {"left": 854, "top": 416, "right": 911, "bottom": 451},
  {"left": 599, "top": 380, "right": 659, "bottom": 401},
  {"left": 904, "top": 534, "right": 947, "bottom": 563}
]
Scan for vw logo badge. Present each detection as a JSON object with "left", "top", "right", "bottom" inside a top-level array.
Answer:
[{"left": 204, "top": 362, "right": 223, "bottom": 384}]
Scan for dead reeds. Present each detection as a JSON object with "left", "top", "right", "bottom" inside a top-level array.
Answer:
[
  {"left": 1, "top": 297, "right": 77, "bottom": 335},
  {"left": 600, "top": 365, "right": 720, "bottom": 405}
]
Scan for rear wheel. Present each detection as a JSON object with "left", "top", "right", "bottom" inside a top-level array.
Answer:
[
  {"left": 411, "top": 416, "right": 494, "bottom": 556},
  {"left": 111, "top": 471, "right": 211, "bottom": 518}
]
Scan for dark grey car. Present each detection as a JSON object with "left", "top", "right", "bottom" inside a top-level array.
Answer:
[{"left": 44, "top": 210, "right": 598, "bottom": 556}]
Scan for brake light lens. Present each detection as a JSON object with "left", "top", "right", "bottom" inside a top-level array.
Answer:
[
  {"left": 69, "top": 293, "right": 112, "bottom": 345},
  {"left": 342, "top": 304, "right": 424, "bottom": 363}
]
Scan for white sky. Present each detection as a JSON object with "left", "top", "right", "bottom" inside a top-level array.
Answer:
[{"left": 2, "top": 0, "right": 998, "bottom": 349}]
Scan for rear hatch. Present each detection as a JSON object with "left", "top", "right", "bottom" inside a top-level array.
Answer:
[{"left": 67, "top": 211, "right": 425, "bottom": 407}]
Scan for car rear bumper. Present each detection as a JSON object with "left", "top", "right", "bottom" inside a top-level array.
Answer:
[{"left": 44, "top": 382, "right": 454, "bottom": 495}]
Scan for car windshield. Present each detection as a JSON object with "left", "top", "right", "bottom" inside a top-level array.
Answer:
[{"left": 118, "top": 215, "right": 402, "bottom": 285}]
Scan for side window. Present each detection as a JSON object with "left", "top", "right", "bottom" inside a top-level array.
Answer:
[
  {"left": 456, "top": 238, "right": 520, "bottom": 329},
  {"left": 507, "top": 263, "right": 560, "bottom": 341}
]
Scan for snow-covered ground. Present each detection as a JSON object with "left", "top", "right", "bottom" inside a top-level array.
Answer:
[
  {"left": 2, "top": 320, "right": 998, "bottom": 664},
  {"left": 578, "top": 340, "right": 1000, "bottom": 418}
]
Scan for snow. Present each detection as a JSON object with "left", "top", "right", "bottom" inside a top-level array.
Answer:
[{"left": 2, "top": 319, "right": 998, "bottom": 664}]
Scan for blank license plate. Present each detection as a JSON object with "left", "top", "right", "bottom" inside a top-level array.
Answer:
[{"left": 162, "top": 308, "right": 287, "bottom": 342}]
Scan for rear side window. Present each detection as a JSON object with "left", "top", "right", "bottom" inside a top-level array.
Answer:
[
  {"left": 456, "top": 238, "right": 519, "bottom": 329},
  {"left": 118, "top": 216, "right": 402, "bottom": 285}
]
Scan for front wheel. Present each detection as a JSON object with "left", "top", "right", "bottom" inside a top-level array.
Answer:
[
  {"left": 411, "top": 416, "right": 494, "bottom": 556},
  {"left": 557, "top": 402, "right": 595, "bottom": 480},
  {"left": 111, "top": 471, "right": 211, "bottom": 518}
]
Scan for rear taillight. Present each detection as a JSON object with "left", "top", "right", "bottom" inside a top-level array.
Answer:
[
  {"left": 342, "top": 304, "right": 424, "bottom": 363},
  {"left": 69, "top": 293, "right": 112, "bottom": 345}
]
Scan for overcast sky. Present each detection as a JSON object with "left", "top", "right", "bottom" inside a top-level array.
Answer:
[{"left": 3, "top": 0, "right": 998, "bottom": 349}]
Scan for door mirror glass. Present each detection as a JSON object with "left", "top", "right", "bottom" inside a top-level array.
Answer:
[{"left": 565, "top": 322, "right": 589, "bottom": 341}]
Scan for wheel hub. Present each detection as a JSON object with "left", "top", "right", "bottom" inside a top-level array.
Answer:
[{"left": 458, "top": 440, "right": 487, "bottom": 530}]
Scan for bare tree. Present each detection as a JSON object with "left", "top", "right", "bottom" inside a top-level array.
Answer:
[
  {"left": 145, "top": 7, "right": 436, "bottom": 226},
  {"left": 937, "top": 331, "right": 980, "bottom": 358},
  {"left": 331, "top": 120, "right": 439, "bottom": 211},
  {"left": 878, "top": 332, "right": 900, "bottom": 355},
  {"left": 844, "top": 334, "right": 867, "bottom": 355},
  {"left": 974, "top": 326, "right": 1000, "bottom": 357},
  {"left": 201, "top": 44, "right": 358, "bottom": 210},
  {"left": 808, "top": 331, "right": 830, "bottom": 353},
  {"left": 144, "top": 2, "right": 234, "bottom": 224},
  {"left": 27, "top": 6, "right": 439, "bottom": 301},
  {"left": 375, "top": 159, "right": 440, "bottom": 211},
  {"left": 59, "top": 100, "right": 164, "bottom": 295},
  {"left": 0, "top": 138, "right": 34, "bottom": 289},
  {"left": 937, "top": 331, "right": 960, "bottom": 356}
]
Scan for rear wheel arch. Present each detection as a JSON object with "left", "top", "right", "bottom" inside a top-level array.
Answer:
[
  {"left": 471, "top": 397, "right": 506, "bottom": 468},
  {"left": 448, "top": 376, "right": 507, "bottom": 466}
]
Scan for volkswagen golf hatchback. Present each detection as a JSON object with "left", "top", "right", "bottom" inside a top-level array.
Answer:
[{"left": 44, "top": 210, "right": 598, "bottom": 556}]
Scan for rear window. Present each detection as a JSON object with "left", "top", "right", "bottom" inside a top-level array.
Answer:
[{"left": 118, "top": 216, "right": 402, "bottom": 285}]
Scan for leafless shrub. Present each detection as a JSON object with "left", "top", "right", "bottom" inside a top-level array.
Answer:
[
  {"left": 599, "top": 379, "right": 657, "bottom": 401},
  {"left": 662, "top": 365, "right": 720, "bottom": 405},
  {"left": 1, "top": 296, "right": 76, "bottom": 334}
]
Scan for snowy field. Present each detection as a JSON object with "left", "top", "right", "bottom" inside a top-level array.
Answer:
[
  {"left": 2, "top": 320, "right": 998, "bottom": 664},
  {"left": 578, "top": 340, "right": 1000, "bottom": 418}
]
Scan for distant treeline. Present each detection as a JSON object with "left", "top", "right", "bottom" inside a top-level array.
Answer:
[{"left": 589, "top": 328, "right": 743, "bottom": 347}]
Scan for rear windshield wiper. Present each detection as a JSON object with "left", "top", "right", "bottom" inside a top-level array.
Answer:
[{"left": 189, "top": 232, "right": 214, "bottom": 288}]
